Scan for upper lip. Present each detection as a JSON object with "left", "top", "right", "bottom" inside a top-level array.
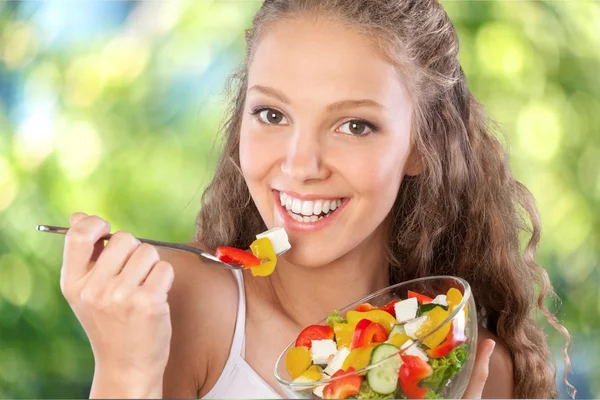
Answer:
[{"left": 274, "top": 189, "right": 345, "bottom": 201}]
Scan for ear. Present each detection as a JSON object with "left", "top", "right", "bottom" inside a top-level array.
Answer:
[{"left": 404, "top": 148, "right": 422, "bottom": 176}]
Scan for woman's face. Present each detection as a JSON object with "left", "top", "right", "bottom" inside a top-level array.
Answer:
[{"left": 239, "top": 17, "right": 416, "bottom": 268}]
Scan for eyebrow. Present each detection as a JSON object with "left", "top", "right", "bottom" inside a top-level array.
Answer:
[{"left": 248, "top": 84, "right": 386, "bottom": 112}]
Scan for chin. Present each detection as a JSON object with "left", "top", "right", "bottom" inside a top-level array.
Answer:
[{"left": 278, "top": 241, "right": 348, "bottom": 270}]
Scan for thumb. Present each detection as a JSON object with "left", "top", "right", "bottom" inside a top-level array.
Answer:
[{"left": 462, "top": 339, "right": 495, "bottom": 399}]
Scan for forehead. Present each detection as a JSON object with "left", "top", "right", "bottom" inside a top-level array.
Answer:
[{"left": 247, "top": 16, "right": 410, "bottom": 109}]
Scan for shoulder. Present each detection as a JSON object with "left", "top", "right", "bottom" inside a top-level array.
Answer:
[
  {"left": 478, "top": 325, "right": 515, "bottom": 399},
  {"left": 157, "top": 242, "right": 240, "bottom": 398}
]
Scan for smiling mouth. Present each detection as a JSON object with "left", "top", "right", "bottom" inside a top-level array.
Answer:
[{"left": 279, "top": 191, "right": 344, "bottom": 223}]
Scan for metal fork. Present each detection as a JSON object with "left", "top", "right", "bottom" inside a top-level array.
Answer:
[{"left": 36, "top": 225, "right": 285, "bottom": 270}]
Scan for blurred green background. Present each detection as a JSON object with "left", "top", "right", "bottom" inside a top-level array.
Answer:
[{"left": 0, "top": 0, "right": 598, "bottom": 398}]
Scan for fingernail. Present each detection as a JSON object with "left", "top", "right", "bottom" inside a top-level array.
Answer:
[{"left": 489, "top": 340, "right": 496, "bottom": 355}]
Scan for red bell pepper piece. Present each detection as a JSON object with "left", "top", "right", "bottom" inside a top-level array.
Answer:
[
  {"left": 355, "top": 303, "right": 377, "bottom": 312},
  {"left": 379, "top": 299, "right": 400, "bottom": 316},
  {"left": 295, "top": 324, "right": 335, "bottom": 348},
  {"left": 426, "top": 320, "right": 468, "bottom": 358},
  {"left": 355, "top": 300, "right": 398, "bottom": 316},
  {"left": 215, "top": 246, "right": 261, "bottom": 268},
  {"left": 351, "top": 319, "right": 387, "bottom": 349},
  {"left": 398, "top": 355, "right": 433, "bottom": 399},
  {"left": 322, "top": 367, "right": 362, "bottom": 399},
  {"left": 408, "top": 290, "right": 433, "bottom": 304}
]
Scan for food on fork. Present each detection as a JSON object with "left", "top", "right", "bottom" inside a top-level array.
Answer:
[
  {"left": 284, "top": 288, "right": 469, "bottom": 399},
  {"left": 216, "top": 227, "right": 290, "bottom": 277}
]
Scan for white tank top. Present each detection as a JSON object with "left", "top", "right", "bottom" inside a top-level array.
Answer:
[{"left": 202, "top": 269, "right": 281, "bottom": 399}]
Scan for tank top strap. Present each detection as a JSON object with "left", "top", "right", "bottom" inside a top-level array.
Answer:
[{"left": 230, "top": 268, "right": 247, "bottom": 358}]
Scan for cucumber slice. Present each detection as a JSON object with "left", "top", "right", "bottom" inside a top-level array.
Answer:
[
  {"left": 389, "top": 324, "right": 406, "bottom": 338},
  {"left": 367, "top": 343, "right": 403, "bottom": 395}
]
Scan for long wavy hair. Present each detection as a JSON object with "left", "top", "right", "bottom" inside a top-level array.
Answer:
[{"left": 195, "top": 0, "right": 574, "bottom": 398}]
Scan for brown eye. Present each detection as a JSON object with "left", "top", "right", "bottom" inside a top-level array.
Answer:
[
  {"left": 257, "top": 108, "right": 288, "bottom": 125},
  {"left": 339, "top": 120, "right": 374, "bottom": 136}
]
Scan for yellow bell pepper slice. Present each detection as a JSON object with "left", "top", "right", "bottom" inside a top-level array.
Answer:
[
  {"left": 446, "top": 287, "right": 468, "bottom": 319},
  {"left": 333, "top": 322, "right": 354, "bottom": 349},
  {"left": 285, "top": 346, "right": 312, "bottom": 379},
  {"left": 416, "top": 306, "right": 451, "bottom": 349},
  {"left": 297, "top": 365, "right": 323, "bottom": 382},
  {"left": 249, "top": 237, "right": 277, "bottom": 277},
  {"left": 346, "top": 310, "right": 397, "bottom": 334},
  {"left": 387, "top": 333, "right": 411, "bottom": 348},
  {"left": 342, "top": 344, "right": 377, "bottom": 372}
]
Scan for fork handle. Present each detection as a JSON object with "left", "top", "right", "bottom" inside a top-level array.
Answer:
[
  {"left": 35, "top": 224, "right": 258, "bottom": 270},
  {"left": 37, "top": 225, "right": 168, "bottom": 248}
]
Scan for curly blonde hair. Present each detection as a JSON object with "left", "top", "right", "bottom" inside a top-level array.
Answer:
[{"left": 195, "top": 1, "right": 575, "bottom": 397}]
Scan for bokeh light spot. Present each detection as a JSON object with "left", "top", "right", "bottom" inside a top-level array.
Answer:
[
  {"left": 550, "top": 193, "right": 593, "bottom": 254},
  {"left": 55, "top": 120, "right": 103, "bottom": 181},
  {"left": 14, "top": 113, "right": 56, "bottom": 170},
  {"left": 0, "top": 254, "right": 33, "bottom": 306},
  {"left": 0, "top": 156, "right": 18, "bottom": 212},
  {"left": 516, "top": 101, "right": 562, "bottom": 162},
  {"left": 476, "top": 22, "right": 526, "bottom": 75},
  {"left": 100, "top": 35, "right": 150, "bottom": 85},
  {"left": 1, "top": 22, "right": 39, "bottom": 69},
  {"left": 64, "top": 55, "right": 106, "bottom": 107}
]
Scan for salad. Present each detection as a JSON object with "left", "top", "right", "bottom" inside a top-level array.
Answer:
[
  {"left": 215, "top": 227, "right": 290, "bottom": 276},
  {"left": 284, "top": 288, "right": 469, "bottom": 399}
]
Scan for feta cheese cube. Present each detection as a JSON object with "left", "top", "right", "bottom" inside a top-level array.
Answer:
[
  {"left": 403, "top": 315, "right": 428, "bottom": 339},
  {"left": 431, "top": 294, "right": 448, "bottom": 307},
  {"left": 313, "top": 384, "right": 326, "bottom": 398},
  {"left": 401, "top": 339, "right": 429, "bottom": 362},
  {"left": 256, "top": 227, "right": 291, "bottom": 255},
  {"left": 324, "top": 347, "right": 351, "bottom": 376},
  {"left": 310, "top": 339, "right": 337, "bottom": 365},
  {"left": 394, "top": 297, "right": 418, "bottom": 323}
]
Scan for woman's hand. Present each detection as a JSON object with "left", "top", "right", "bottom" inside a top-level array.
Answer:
[
  {"left": 60, "top": 212, "right": 175, "bottom": 398},
  {"left": 462, "top": 339, "right": 496, "bottom": 399}
]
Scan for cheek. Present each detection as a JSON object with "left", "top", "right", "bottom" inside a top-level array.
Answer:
[
  {"left": 239, "top": 120, "right": 272, "bottom": 182},
  {"left": 344, "top": 141, "right": 409, "bottom": 202}
]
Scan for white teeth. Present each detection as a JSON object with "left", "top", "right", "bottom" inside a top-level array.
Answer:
[
  {"left": 330, "top": 201, "right": 338, "bottom": 211},
  {"left": 301, "top": 200, "right": 314, "bottom": 216},
  {"left": 292, "top": 198, "right": 302, "bottom": 213},
  {"left": 279, "top": 192, "right": 344, "bottom": 222},
  {"left": 313, "top": 200, "right": 323, "bottom": 215},
  {"left": 288, "top": 210, "right": 303, "bottom": 222}
]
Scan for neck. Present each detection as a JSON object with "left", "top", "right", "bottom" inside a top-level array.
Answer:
[{"left": 249, "top": 228, "right": 391, "bottom": 330}]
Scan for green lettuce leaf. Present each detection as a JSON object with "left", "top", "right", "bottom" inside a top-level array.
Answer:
[
  {"left": 326, "top": 310, "right": 347, "bottom": 326},
  {"left": 420, "top": 343, "right": 468, "bottom": 393}
]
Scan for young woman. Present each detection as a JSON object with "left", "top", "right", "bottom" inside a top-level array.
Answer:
[{"left": 59, "top": 0, "right": 573, "bottom": 398}]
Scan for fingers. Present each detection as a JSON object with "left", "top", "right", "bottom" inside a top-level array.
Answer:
[
  {"left": 462, "top": 339, "right": 495, "bottom": 399},
  {"left": 62, "top": 214, "right": 111, "bottom": 286},
  {"left": 113, "top": 243, "right": 160, "bottom": 293},
  {"left": 143, "top": 260, "right": 174, "bottom": 294},
  {"left": 69, "top": 212, "right": 88, "bottom": 226},
  {"left": 89, "top": 231, "right": 140, "bottom": 284}
]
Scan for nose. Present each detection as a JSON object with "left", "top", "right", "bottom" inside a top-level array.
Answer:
[{"left": 280, "top": 129, "right": 328, "bottom": 183}]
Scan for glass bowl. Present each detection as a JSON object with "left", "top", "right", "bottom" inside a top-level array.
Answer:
[{"left": 274, "top": 276, "right": 477, "bottom": 399}]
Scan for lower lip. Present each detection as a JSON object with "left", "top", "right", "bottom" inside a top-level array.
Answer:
[{"left": 272, "top": 191, "right": 348, "bottom": 233}]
